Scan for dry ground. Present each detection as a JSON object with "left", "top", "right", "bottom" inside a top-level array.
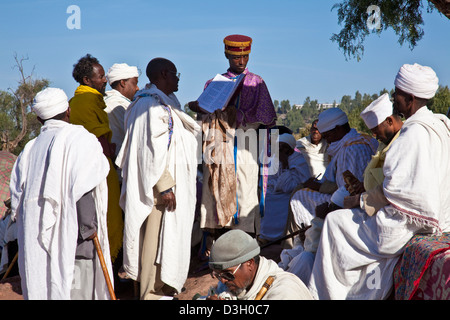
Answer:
[{"left": 0, "top": 244, "right": 283, "bottom": 300}]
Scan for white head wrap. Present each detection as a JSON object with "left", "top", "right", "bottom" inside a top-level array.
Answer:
[
  {"left": 106, "top": 63, "right": 139, "bottom": 85},
  {"left": 278, "top": 133, "right": 296, "bottom": 149},
  {"left": 394, "top": 63, "right": 439, "bottom": 99},
  {"left": 360, "top": 93, "right": 393, "bottom": 129},
  {"left": 32, "top": 88, "right": 69, "bottom": 120},
  {"left": 316, "top": 108, "right": 348, "bottom": 133}
]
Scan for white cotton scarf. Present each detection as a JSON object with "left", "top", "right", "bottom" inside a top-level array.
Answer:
[{"left": 383, "top": 107, "right": 450, "bottom": 233}]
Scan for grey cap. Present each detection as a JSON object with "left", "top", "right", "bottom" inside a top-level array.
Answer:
[{"left": 209, "top": 230, "right": 260, "bottom": 270}]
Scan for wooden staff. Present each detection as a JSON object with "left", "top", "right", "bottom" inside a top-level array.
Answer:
[
  {"left": 260, "top": 230, "right": 301, "bottom": 249},
  {"left": 1, "top": 252, "right": 18, "bottom": 280},
  {"left": 93, "top": 234, "right": 116, "bottom": 300},
  {"left": 255, "top": 276, "right": 274, "bottom": 300}
]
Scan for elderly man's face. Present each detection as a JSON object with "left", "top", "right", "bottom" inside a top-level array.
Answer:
[
  {"left": 122, "top": 77, "right": 139, "bottom": 101},
  {"left": 85, "top": 63, "right": 107, "bottom": 95},
  {"left": 392, "top": 87, "right": 411, "bottom": 118},
  {"left": 310, "top": 121, "right": 322, "bottom": 145},
  {"left": 320, "top": 126, "right": 341, "bottom": 144},
  {"left": 213, "top": 261, "right": 253, "bottom": 296},
  {"left": 370, "top": 117, "right": 395, "bottom": 145},
  {"left": 164, "top": 63, "right": 180, "bottom": 94}
]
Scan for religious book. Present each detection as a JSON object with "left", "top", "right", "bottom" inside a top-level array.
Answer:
[{"left": 197, "top": 73, "right": 245, "bottom": 113}]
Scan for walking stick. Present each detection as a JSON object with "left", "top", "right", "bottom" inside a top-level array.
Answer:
[
  {"left": 260, "top": 230, "right": 301, "bottom": 249},
  {"left": 93, "top": 234, "right": 116, "bottom": 300},
  {"left": 1, "top": 252, "right": 18, "bottom": 280}
]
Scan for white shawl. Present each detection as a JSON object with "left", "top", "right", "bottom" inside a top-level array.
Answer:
[
  {"left": 296, "top": 136, "right": 328, "bottom": 177},
  {"left": 104, "top": 89, "right": 131, "bottom": 157},
  {"left": 383, "top": 107, "right": 450, "bottom": 233},
  {"left": 10, "top": 120, "right": 111, "bottom": 300},
  {"left": 238, "top": 257, "right": 313, "bottom": 300},
  {"left": 116, "top": 84, "right": 200, "bottom": 292}
]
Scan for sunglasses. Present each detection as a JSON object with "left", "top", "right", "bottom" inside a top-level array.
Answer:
[{"left": 212, "top": 263, "right": 241, "bottom": 282}]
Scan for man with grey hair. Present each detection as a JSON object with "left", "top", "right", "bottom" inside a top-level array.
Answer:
[{"left": 207, "top": 229, "right": 313, "bottom": 300}]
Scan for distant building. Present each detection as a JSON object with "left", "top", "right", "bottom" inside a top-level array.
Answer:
[{"left": 293, "top": 103, "right": 339, "bottom": 110}]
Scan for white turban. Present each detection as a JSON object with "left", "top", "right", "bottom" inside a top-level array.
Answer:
[
  {"left": 316, "top": 108, "right": 348, "bottom": 133},
  {"left": 32, "top": 88, "right": 69, "bottom": 120},
  {"left": 278, "top": 133, "right": 296, "bottom": 149},
  {"left": 360, "top": 93, "right": 393, "bottom": 130},
  {"left": 106, "top": 63, "right": 139, "bottom": 85},
  {"left": 394, "top": 63, "right": 439, "bottom": 99}
]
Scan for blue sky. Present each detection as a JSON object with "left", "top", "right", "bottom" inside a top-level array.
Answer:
[{"left": 1, "top": 0, "right": 449, "bottom": 107}]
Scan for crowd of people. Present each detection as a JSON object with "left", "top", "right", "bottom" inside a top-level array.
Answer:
[{"left": 2, "top": 34, "right": 449, "bottom": 300}]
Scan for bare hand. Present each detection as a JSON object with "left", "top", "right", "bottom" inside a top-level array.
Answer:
[
  {"left": 343, "top": 194, "right": 360, "bottom": 209},
  {"left": 298, "top": 223, "right": 311, "bottom": 244},
  {"left": 343, "top": 170, "right": 365, "bottom": 195},
  {"left": 161, "top": 191, "right": 176, "bottom": 211},
  {"left": 188, "top": 101, "right": 204, "bottom": 114},
  {"left": 303, "top": 177, "right": 321, "bottom": 191},
  {"left": 315, "top": 202, "right": 331, "bottom": 219}
]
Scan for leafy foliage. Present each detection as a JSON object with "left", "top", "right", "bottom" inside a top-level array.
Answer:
[
  {"left": 0, "top": 55, "right": 49, "bottom": 155},
  {"left": 331, "top": 0, "right": 436, "bottom": 60}
]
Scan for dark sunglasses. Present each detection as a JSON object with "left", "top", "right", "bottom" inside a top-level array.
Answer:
[{"left": 212, "top": 263, "right": 241, "bottom": 282}]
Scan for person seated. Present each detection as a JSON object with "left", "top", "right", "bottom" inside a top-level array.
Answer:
[
  {"left": 258, "top": 133, "right": 310, "bottom": 244},
  {"left": 207, "top": 229, "right": 313, "bottom": 300},
  {"left": 296, "top": 119, "right": 329, "bottom": 178}
]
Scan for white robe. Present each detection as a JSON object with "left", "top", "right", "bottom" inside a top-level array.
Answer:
[
  {"left": 104, "top": 89, "right": 131, "bottom": 158},
  {"left": 296, "top": 136, "right": 328, "bottom": 178},
  {"left": 260, "top": 151, "right": 310, "bottom": 241},
  {"left": 10, "top": 120, "right": 112, "bottom": 300},
  {"left": 291, "top": 129, "right": 377, "bottom": 227},
  {"left": 238, "top": 256, "right": 313, "bottom": 300},
  {"left": 309, "top": 107, "right": 450, "bottom": 300},
  {"left": 116, "top": 84, "right": 200, "bottom": 292}
]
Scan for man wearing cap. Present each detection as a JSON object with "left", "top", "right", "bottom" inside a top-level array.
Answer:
[
  {"left": 10, "top": 88, "right": 113, "bottom": 299},
  {"left": 259, "top": 133, "right": 310, "bottom": 243},
  {"left": 69, "top": 54, "right": 123, "bottom": 263},
  {"left": 308, "top": 63, "right": 450, "bottom": 300},
  {"left": 104, "top": 63, "right": 139, "bottom": 160},
  {"left": 189, "top": 34, "right": 277, "bottom": 249},
  {"left": 116, "top": 58, "right": 200, "bottom": 300},
  {"left": 207, "top": 229, "right": 313, "bottom": 300}
]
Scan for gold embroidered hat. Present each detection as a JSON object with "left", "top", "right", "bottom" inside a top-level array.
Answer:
[{"left": 224, "top": 34, "right": 252, "bottom": 56}]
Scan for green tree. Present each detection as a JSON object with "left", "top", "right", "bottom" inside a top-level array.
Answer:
[
  {"left": 331, "top": 0, "right": 449, "bottom": 60},
  {"left": 285, "top": 107, "right": 305, "bottom": 133},
  {"left": 274, "top": 99, "right": 280, "bottom": 113},
  {"left": 280, "top": 99, "right": 291, "bottom": 114},
  {"left": 183, "top": 103, "right": 197, "bottom": 120},
  {"left": 0, "top": 55, "right": 49, "bottom": 154},
  {"left": 429, "top": 85, "right": 450, "bottom": 115}
]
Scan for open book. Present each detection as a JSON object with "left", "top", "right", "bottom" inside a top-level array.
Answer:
[{"left": 197, "top": 73, "right": 245, "bottom": 113}]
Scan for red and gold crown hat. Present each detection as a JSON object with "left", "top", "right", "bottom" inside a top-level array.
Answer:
[{"left": 224, "top": 34, "right": 252, "bottom": 56}]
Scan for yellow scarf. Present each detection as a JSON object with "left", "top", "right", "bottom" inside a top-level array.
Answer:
[
  {"left": 69, "top": 85, "right": 112, "bottom": 141},
  {"left": 363, "top": 130, "right": 401, "bottom": 191}
]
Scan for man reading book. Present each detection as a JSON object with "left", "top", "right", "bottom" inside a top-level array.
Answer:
[{"left": 189, "top": 34, "right": 277, "bottom": 255}]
